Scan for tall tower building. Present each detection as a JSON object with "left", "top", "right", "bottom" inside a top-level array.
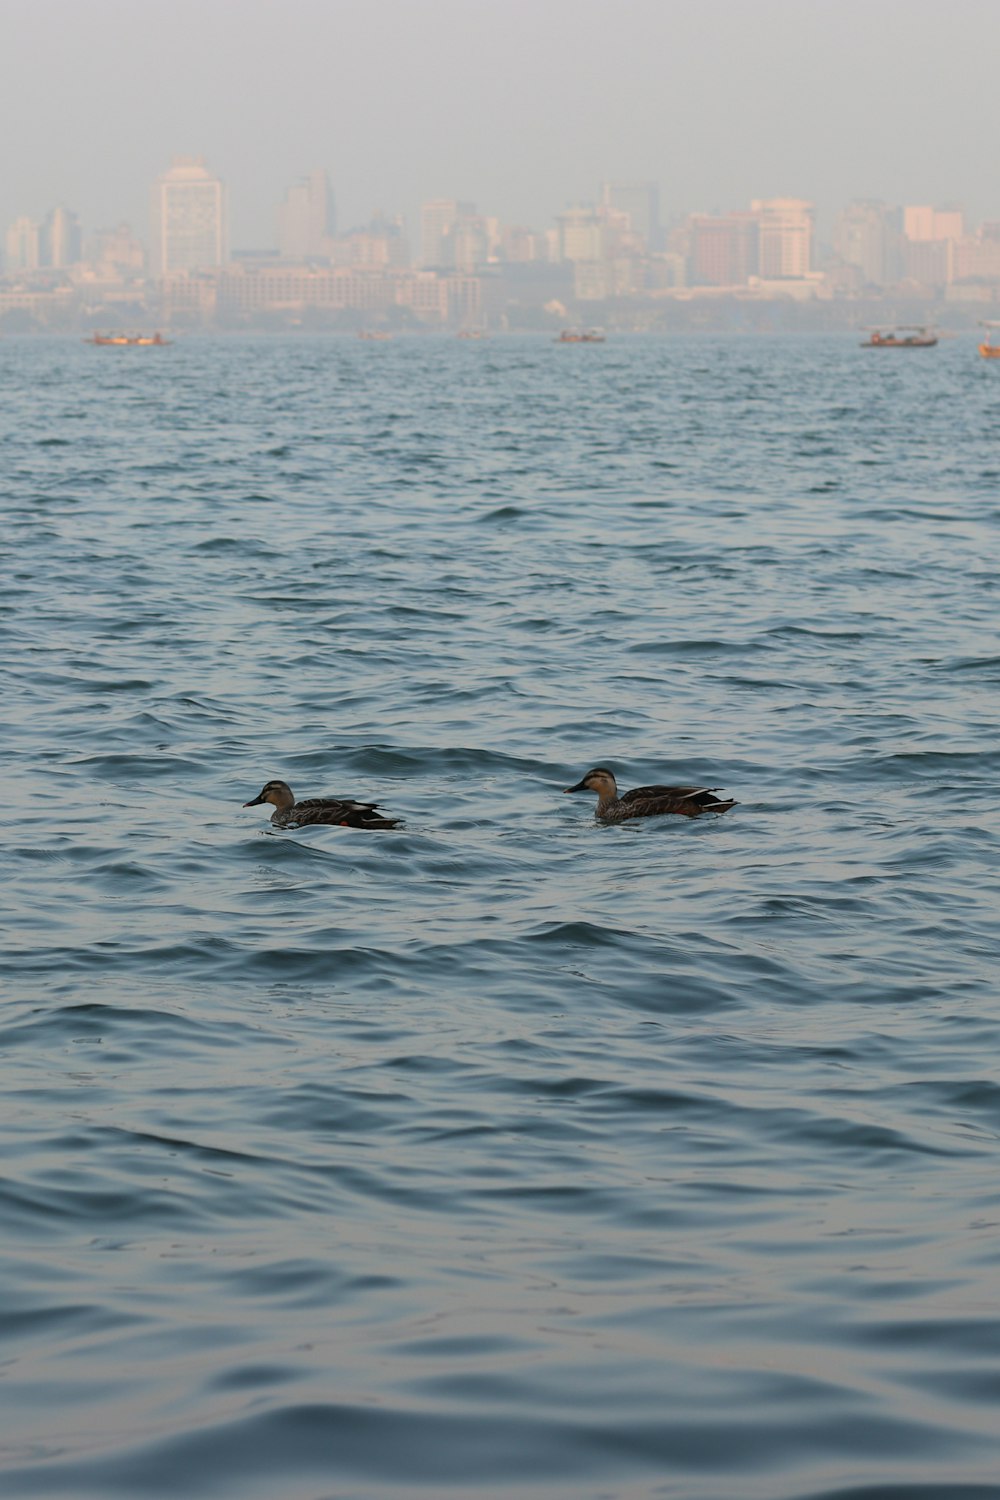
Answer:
[
  {"left": 599, "top": 181, "right": 660, "bottom": 249},
  {"left": 87, "top": 223, "right": 145, "bottom": 277},
  {"left": 833, "top": 200, "right": 901, "bottom": 287},
  {"left": 277, "top": 170, "right": 336, "bottom": 260},
  {"left": 903, "top": 204, "right": 964, "bottom": 243},
  {"left": 4, "top": 216, "right": 42, "bottom": 271},
  {"left": 44, "top": 206, "right": 82, "bottom": 268},
  {"left": 751, "top": 198, "right": 814, "bottom": 278},
  {"left": 420, "top": 199, "right": 476, "bottom": 268},
  {"left": 449, "top": 216, "right": 490, "bottom": 273},
  {"left": 688, "top": 213, "right": 760, "bottom": 285},
  {"left": 556, "top": 204, "right": 607, "bottom": 262},
  {"left": 151, "top": 156, "right": 227, "bottom": 275}
]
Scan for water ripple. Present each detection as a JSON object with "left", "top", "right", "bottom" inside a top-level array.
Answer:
[{"left": 2, "top": 334, "right": 1000, "bottom": 1499}]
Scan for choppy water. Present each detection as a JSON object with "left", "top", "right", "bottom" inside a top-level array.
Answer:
[{"left": 3, "top": 332, "right": 1000, "bottom": 1499}]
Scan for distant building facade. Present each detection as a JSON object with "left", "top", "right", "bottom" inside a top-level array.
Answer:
[
  {"left": 556, "top": 204, "right": 606, "bottom": 262},
  {"left": 43, "top": 207, "right": 82, "bottom": 268},
  {"left": 903, "top": 205, "right": 964, "bottom": 243},
  {"left": 330, "top": 215, "right": 409, "bottom": 269},
  {"left": 833, "top": 200, "right": 901, "bottom": 288},
  {"left": 897, "top": 205, "right": 965, "bottom": 287},
  {"left": 86, "top": 223, "right": 145, "bottom": 278},
  {"left": 498, "top": 225, "right": 549, "bottom": 263},
  {"left": 599, "top": 181, "right": 660, "bottom": 249},
  {"left": 420, "top": 199, "right": 476, "bottom": 268},
  {"left": 752, "top": 198, "right": 814, "bottom": 278},
  {"left": 688, "top": 212, "right": 759, "bottom": 285},
  {"left": 952, "top": 229, "right": 1000, "bottom": 284},
  {"left": 151, "top": 156, "right": 227, "bottom": 275},
  {"left": 5, "top": 216, "right": 42, "bottom": 272},
  {"left": 277, "top": 170, "right": 336, "bottom": 260},
  {"left": 901, "top": 238, "right": 951, "bottom": 287}
]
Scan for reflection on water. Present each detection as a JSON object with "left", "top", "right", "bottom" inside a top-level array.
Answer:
[{"left": 2, "top": 334, "right": 1000, "bottom": 1499}]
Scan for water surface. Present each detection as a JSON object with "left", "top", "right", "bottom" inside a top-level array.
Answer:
[{"left": 3, "top": 333, "right": 1000, "bottom": 1499}]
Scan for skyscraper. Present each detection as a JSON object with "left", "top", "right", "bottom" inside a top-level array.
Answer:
[
  {"left": 555, "top": 205, "right": 606, "bottom": 262},
  {"left": 151, "top": 157, "right": 227, "bottom": 276},
  {"left": 87, "top": 223, "right": 145, "bottom": 277},
  {"left": 599, "top": 182, "right": 660, "bottom": 249},
  {"left": 4, "top": 216, "right": 42, "bottom": 272},
  {"left": 688, "top": 213, "right": 759, "bottom": 285},
  {"left": 903, "top": 205, "right": 964, "bottom": 243},
  {"left": 44, "top": 206, "right": 82, "bottom": 268},
  {"left": 420, "top": 200, "right": 476, "bottom": 268},
  {"left": 751, "top": 199, "right": 814, "bottom": 279},
  {"left": 277, "top": 170, "right": 336, "bottom": 260},
  {"left": 833, "top": 201, "right": 901, "bottom": 287}
]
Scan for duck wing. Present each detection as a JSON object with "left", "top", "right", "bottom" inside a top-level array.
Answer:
[
  {"left": 289, "top": 797, "right": 402, "bottom": 829},
  {"left": 621, "top": 784, "right": 712, "bottom": 804},
  {"left": 621, "top": 785, "right": 735, "bottom": 818}
]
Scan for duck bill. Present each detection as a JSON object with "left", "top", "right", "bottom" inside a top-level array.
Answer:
[
  {"left": 564, "top": 779, "right": 589, "bottom": 794},
  {"left": 243, "top": 793, "right": 265, "bottom": 807}
]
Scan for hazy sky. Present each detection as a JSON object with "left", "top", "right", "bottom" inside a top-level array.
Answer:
[{"left": 2, "top": 0, "right": 998, "bottom": 246}]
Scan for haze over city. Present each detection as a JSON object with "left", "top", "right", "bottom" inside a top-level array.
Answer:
[{"left": 2, "top": 0, "right": 999, "bottom": 244}]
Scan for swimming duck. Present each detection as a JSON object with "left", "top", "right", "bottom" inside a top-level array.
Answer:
[
  {"left": 564, "top": 767, "right": 736, "bottom": 823},
  {"left": 242, "top": 779, "right": 402, "bottom": 829}
]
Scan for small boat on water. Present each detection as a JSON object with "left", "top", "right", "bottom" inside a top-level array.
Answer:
[
  {"left": 357, "top": 329, "right": 392, "bottom": 341},
  {"left": 979, "top": 322, "right": 1000, "bottom": 359},
  {"left": 86, "top": 331, "right": 171, "bottom": 347},
  {"left": 861, "top": 325, "right": 937, "bottom": 349},
  {"left": 556, "top": 328, "right": 606, "bottom": 344}
]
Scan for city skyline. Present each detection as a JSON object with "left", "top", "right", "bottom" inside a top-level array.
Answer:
[
  {"left": 8, "top": 154, "right": 1000, "bottom": 337},
  {"left": 2, "top": 0, "right": 1000, "bottom": 247},
  {"left": 1, "top": 160, "right": 989, "bottom": 267}
]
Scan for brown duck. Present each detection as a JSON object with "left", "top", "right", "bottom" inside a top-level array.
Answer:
[
  {"left": 564, "top": 766, "right": 736, "bottom": 823},
  {"left": 242, "top": 779, "right": 402, "bottom": 830}
]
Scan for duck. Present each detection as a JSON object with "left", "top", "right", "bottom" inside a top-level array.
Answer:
[
  {"left": 564, "top": 766, "right": 736, "bottom": 823},
  {"left": 242, "top": 779, "right": 402, "bottom": 830}
]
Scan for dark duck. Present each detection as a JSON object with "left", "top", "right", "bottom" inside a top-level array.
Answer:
[
  {"left": 564, "top": 767, "right": 736, "bottom": 823},
  {"left": 242, "top": 779, "right": 402, "bottom": 830}
]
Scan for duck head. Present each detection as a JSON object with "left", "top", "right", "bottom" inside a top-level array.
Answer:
[
  {"left": 243, "top": 779, "right": 295, "bottom": 812},
  {"left": 564, "top": 767, "right": 618, "bottom": 799}
]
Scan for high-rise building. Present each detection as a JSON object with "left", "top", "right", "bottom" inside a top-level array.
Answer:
[
  {"left": 688, "top": 212, "right": 759, "bottom": 285},
  {"left": 151, "top": 156, "right": 227, "bottom": 276},
  {"left": 555, "top": 205, "right": 606, "bottom": 263},
  {"left": 752, "top": 198, "right": 814, "bottom": 278},
  {"left": 449, "top": 215, "right": 490, "bottom": 274},
  {"left": 599, "top": 181, "right": 660, "bottom": 249},
  {"left": 900, "top": 206, "right": 964, "bottom": 287},
  {"left": 331, "top": 215, "right": 409, "bottom": 269},
  {"left": 832, "top": 200, "right": 901, "bottom": 287},
  {"left": 901, "top": 239, "right": 950, "bottom": 286},
  {"left": 498, "top": 226, "right": 549, "bottom": 263},
  {"left": 277, "top": 170, "right": 336, "bottom": 260},
  {"left": 86, "top": 223, "right": 145, "bottom": 278},
  {"left": 5, "top": 216, "right": 42, "bottom": 272},
  {"left": 420, "top": 200, "right": 476, "bottom": 268},
  {"left": 44, "top": 206, "right": 82, "bottom": 268},
  {"left": 903, "top": 205, "right": 964, "bottom": 243},
  {"left": 952, "top": 230, "right": 1000, "bottom": 284}
]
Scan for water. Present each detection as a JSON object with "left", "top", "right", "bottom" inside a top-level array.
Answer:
[{"left": 3, "top": 332, "right": 1000, "bottom": 1499}]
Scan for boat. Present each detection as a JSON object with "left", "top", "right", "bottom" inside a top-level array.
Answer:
[
  {"left": 86, "top": 331, "right": 171, "bottom": 347},
  {"left": 357, "top": 329, "right": 392, "bottom": 341},
  {"left": 979, "top": 322, "right": 1000, "bottom": 359},
  {"left": 556, "top": 328, "right": 606, "bottom": 343},
  {"left": 861, "top": 326, "right": 937, "bottom": 348},
  {"left": 457, "top": 327, "right": 488, "bottom": 340}
]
